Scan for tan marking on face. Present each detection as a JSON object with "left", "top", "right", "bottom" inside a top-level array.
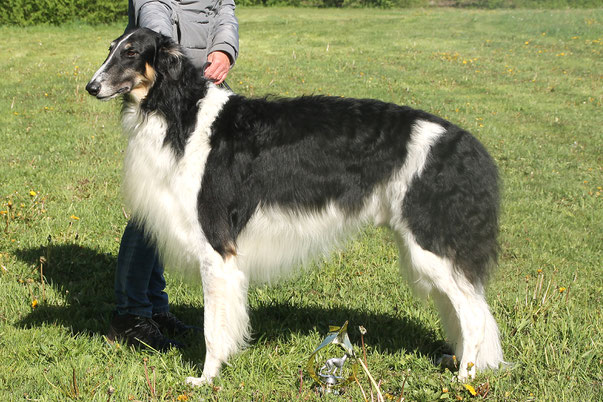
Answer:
[
  {"left": 144, "top": 62, "right": 156, "bottom": 83},
  {"left": 129, "top": 63, "right": 157, "bottom": 101}
]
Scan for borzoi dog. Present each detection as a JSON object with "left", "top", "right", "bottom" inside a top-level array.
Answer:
[{"left": 86, "top": 28, "right": 504, "bottom": 385}]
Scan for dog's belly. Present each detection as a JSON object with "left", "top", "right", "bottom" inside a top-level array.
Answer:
[{"left": 235, "top": 194, "right": 387, "bottom": 283}]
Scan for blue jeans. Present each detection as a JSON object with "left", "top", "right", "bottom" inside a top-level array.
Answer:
[{"left": 115, "top": 222, "right": 169, "bottom": 318}]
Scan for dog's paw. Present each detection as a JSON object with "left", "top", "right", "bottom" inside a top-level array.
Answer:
[
  {"left": 456, "top": 361, "right": 476, "bottom": 382},
  {"left": 185, "top": 376, "right": 211, "bottom": 387}
]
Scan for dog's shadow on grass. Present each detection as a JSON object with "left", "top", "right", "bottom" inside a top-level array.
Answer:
[
  {"left": 15, "top": 243, "right": 445, "bottom": 361},
  {"left": 14, "top": 243, "right": 117, "bottom": 335}
]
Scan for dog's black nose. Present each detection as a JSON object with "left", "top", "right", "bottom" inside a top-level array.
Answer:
[{"left": 86, "top": 81, "right": 100, "bottom": 96}]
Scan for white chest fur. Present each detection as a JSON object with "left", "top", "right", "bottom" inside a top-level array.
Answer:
[{"left": 120, "top": 85, "right": 231, "bottom": 273}]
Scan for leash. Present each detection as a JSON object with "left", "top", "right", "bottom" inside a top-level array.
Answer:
[{"left": 219, "top": 81, "right": 232, "bottom": 92}]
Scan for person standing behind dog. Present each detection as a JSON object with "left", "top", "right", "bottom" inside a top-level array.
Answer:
[{"left": 109, "top": 0, "right": 239, "bottom": 350}]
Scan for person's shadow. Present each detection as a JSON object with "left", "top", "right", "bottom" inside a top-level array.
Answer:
[{"left": 15, "top": 242, "right": 446, "bottom": 364}]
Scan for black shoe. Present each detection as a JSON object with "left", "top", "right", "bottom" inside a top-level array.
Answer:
[
  {"left": 152, "top": 311, "right": 201, "bottom": 337},
  {"left": 108, "top": 313, "right": 182, "bottom": 351}
]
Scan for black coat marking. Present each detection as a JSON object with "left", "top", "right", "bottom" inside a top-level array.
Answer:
[{"left": 198, "top": 95, "right": 427, "bottom": 256}]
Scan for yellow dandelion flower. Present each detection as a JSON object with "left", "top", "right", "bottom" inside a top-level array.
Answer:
[
  {"left": 0, "top": 211, "right": 7, "bottom": 215},
  {"left": 537, "top": 269, "right": 543, "bottom": 273},
  {"left": 177, "top": 395, "right": 189, "bottom": 401},
  {"left": 524, "top": 41, "right": 530, "bottom": 45},
  {"left": 559, "top": 287, "right": 566, "bottom": 293},
  {"left": 29, "top": 191, "right": 37, "bottom": 197},
  {"left": 70, "top": 215, "right": 80, "bottom": 220},
  {"left": 31, "top": 299, "right": 39, "bottom": 309},
  {"left": 464, "top": 384, "right": 477, "bottom": 396}
]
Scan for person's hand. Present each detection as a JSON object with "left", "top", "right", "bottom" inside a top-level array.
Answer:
[{"left": 204, "top": 51, "right": 231, "bottom": 85}]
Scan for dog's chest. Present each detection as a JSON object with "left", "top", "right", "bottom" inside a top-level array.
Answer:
[
  {"left": 122, "top": 112, "right": 185, "bottom": 201},
  {"left": 121, "top": 110, "right": 209, "bottom": 250},
  {"left": 118, "top": 87, "right": 231, "bottom": 266}
]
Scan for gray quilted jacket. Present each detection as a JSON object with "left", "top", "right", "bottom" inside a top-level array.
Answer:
[{"left": 127, "top": 0, "right": 239, "bottom": 69}]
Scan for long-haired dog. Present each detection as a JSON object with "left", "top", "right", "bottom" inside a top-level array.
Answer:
[{"left": 87, "top": 28, "right": 504, "bottom": 385}]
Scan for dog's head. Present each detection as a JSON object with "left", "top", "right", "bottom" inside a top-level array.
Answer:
[{"left": 86, "top": 28, "right": 184, "bottom": 101}]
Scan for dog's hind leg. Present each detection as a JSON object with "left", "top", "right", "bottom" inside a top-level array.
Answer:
[
  {"left": 396, "top": 232, "right": 503, "bottom": 380},
  {"left": 392, "top": 126, "right": 504, "bottom": 378},
  {"left": 186, "top": 249, "right": 250, "bottom": 386}
]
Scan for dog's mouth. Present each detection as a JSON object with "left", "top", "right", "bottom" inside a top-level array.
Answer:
[{"left": 91, "top": 85, "right": 132, "bottom": 101}]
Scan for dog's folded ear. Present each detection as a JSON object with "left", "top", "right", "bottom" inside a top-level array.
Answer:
[{"left": 156, "top": 36, "right": 184, "bottom": 81}]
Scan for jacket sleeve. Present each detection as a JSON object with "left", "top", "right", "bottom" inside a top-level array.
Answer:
[
  {"left": 208, "top": 0, "right": 239, "bottom": 65},
  {"left": 127, "top": 0, "right": 174, "bottom": 38}
]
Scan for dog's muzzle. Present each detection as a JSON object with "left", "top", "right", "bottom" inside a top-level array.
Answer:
[{"left": 85, "top": 81, "right": 101, "bottom": 97}]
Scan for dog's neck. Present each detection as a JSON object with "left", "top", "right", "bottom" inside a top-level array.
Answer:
[{"left": 123, "top": 58, "right": 211, "bottom": 158}]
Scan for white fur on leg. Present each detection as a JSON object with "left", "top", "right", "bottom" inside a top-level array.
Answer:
[
  {"left": 398, "top": 232, "right": 504, "bottom": 380},
  {"left": 186, "top": 250, "right": 250, "bottom": 387},
  {"left": 471, "top": 297, "right": 505, "bottom": 371},
  {"left": 431, "top": 291, "right": 462, "bottom": 359},
  {"left": 450, "top": 286, "right": 503, "bottom": 380}
]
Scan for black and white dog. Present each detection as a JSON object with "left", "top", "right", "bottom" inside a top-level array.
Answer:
[{"left": 87, "top": 28, "right": 504, "bottom": 385}]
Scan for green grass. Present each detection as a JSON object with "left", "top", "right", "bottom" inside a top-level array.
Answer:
[{"left": 1, "top": 7, "right": 601, "bottom": 401}]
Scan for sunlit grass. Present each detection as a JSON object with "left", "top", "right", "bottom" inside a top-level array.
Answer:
[{"left": 0, "top": 7, "right": 601, "bottom": 400}]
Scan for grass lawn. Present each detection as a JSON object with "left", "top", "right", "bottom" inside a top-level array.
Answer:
[{"left": 0, "top": 7, "right": 601, "bottom": 401}]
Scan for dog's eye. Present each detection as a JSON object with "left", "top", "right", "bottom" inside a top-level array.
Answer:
[{"left": 125, "top": 50, "right": 138, "bottom": 58}]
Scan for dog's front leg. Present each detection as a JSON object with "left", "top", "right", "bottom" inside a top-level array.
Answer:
[{"left": 186, "top": 249, "right": 250, "bottom": 386}]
